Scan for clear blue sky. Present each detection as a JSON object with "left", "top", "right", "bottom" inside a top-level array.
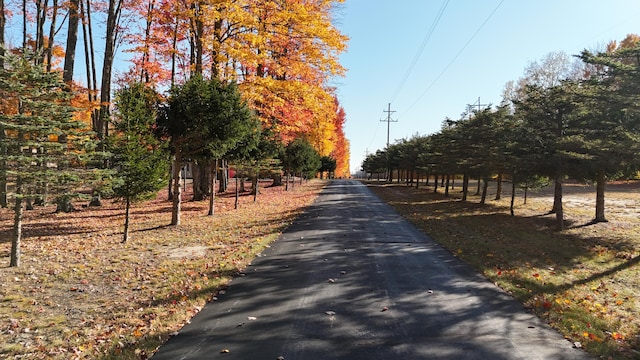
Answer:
[{"left": 335, "top": 0, "right": 640, "bottom": 174}]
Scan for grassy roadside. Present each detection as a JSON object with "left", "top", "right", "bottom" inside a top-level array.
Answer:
[
  {"left": 0, "top": 179, "right": 325, "bottom": 359},
  {"left": 367, "top": 180, "right": 640, "bottom": 360}
]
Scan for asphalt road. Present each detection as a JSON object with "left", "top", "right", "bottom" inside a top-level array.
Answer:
[{"left": 151, "top": 180, "right": 593, "bottom": 360}]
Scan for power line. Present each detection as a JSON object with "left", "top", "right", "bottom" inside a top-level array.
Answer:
[
  {"left": 402, "top": 0, "right": 505, "bottom": 116},
  {"left": 389, "top": 0, "right": 450, "bottom": 104}
]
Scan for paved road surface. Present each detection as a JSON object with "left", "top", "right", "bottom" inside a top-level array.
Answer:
[{"left": 152, "top": 180, "right": 592, "bottom": 360}]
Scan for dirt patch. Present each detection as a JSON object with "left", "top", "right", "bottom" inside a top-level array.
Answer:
[{"left": 167, "top": 246, "right": 209, "bottom": 259}]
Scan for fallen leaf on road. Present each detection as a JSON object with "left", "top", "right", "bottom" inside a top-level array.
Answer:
[
  {"left": 325, "top": 311, "right": 336, "bottom": 316},
  {"left": 381, "top": 307, "right": 389, "bottom": 312},
  {"left": 220, "top": 349, "right": 230, "bottom": 353},
  {"left": 247, "top": 316, "right": 257, "bottom": 321}
]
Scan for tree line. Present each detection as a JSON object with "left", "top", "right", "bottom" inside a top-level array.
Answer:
[
  {"left": 0, "top": 0, "right": 349, "bottom": 267},
  {"left": 362, "top": 35, "right": 640, "bottom": 231}
]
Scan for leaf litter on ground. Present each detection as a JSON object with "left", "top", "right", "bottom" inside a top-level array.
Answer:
[{"left": 0, "top": 179, "right": 324, "bottom": 359}]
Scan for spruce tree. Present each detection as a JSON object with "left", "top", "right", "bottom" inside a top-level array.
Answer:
[
  {"left": 0, "top": 52, "right": 100, "bottom": 267},
  {"left": 108, "top": 82, "right": 169, "bottom": 242}
]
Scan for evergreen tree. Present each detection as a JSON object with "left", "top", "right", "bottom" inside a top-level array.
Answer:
[
  {"left": 160, "top": 75, "right": 259, "bottom": 224},
  {"left": 108, "top": 82, "right": 169, "bottom": 243},
  {"left": 319, "top": 156, "right": 337, "bottom": 179},
  {"left": 0, "top": 52, "right": 100, "bottom": 267},
  {"left": 282, "top": 138, "right": 321, "bottom": 190}
]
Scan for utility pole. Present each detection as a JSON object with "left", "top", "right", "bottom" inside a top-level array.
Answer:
[
  {"left": 380, "top": 103, "right": 397, "bottom": 148},
  {"left": 466, "top": 97, "right": 489, "bottom": 117},
  {"left": 380, "top": 103, "right": 397, "bottom": 182}
]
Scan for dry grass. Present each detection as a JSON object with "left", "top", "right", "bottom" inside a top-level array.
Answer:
[
  {"left": 367, "top": 179, "right": 640, "bottom": 360},
  {"left": 0, "top": 179, "right": 325, "bottom": 359}
]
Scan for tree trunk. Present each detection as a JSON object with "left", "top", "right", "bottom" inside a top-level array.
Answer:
[
  {"left": 11, "top": 180, "right": 23, "bottom": 267},
  {"left": 140, "top": 0, "right": 154, "bottom": 83},
  {"left": 480, "top": 177, "right": 489, "bottom": 205},
  {"left": 594, "top": 169, "right": 607, "bottom": 223},
  {"left": 239, "top": 177, "right": 246, "bottom": 192},
  {"left": 475, "top": 177, "right": 481, "bottom": 195},
  {"left": 192, "top": 163, "right": 205, "bottom": 201},
  {"left": 433, "top": 174, "right": 438, "bottom": 193},
  {"left": 45, "top": 0, "right": 58, "bottom": 71},
  {"left": 554, "top": 178, "right": 564, "bottom": 231},
  {"left": 208, "top": 159, "right": 217, "bottom": 216},
  {"left": 167, "top": 158, "right": 174, "bottom": 200},
  {"left": 97, "top": 0, "right": 122, "bottom": 141},
  {"left": 510, "top": 178, "right": 516, "bottom": 216},
  {"left": 218, "top": 159, "right": 228, "bottom": 193},
  {"left": 234, "top": 176, "right": 239, "bottom": 209},
  {"left": 444, "top": 175, "right": 450, "bottom": 197},
  {"left": 272, "top": 173, "right": 282, "bottom": 186},
  {"left": 252, "top": 176, "right": 258, "bottom": 202},
  {"left": 0, "top": 123, "right": 7, "bottom": 208},
  {"left": 0, "top": 0, "right": 5, "bottom": 70},
  {"left": 122, "top": 196, "right": 130, "bottom": 243},
  {"left": 495, "top": 173, "right": 503, "bottom": 200},
  {"left": 461, "top": 173, "right": 469, "bottom": 202},
  {"left": 171, "top": 153, "right": 182, "bottom": 225}
]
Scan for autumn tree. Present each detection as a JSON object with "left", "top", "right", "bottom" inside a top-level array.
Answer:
[
  {"left": 0, "top": 52, "right": 100, "bottom": 266},
  {"left": 108, "top": 82, "right": 169, "bottom": 243}
]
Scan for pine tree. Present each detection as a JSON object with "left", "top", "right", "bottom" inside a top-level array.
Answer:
[
  {"left": 160, "top": 75, "right": 259, "bottom": 224},
  {"left": 0, "top": 52, "right": 101, "bottom": 267},
  {"left": 108, "top": 82, "right": 169, "bottom": 243}
]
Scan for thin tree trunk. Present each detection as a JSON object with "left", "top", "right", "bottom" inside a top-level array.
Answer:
[
  {"left": 22, "top": 0, "right": 27, "bottom": 49},
  {"left": 171, "top": 14, "right": 178, "bottom": 86},
  {"left": 433, "top": 174, "right": 438, "bottom": 193},
  {"left": 0, "top": 0, "right": 5, "bottom": 69},
  {"left": 171, "top": 153, "right": 182, "bottom": 225},
  {"left": 554, "top": 178, "right": 564, "bottom": 231},
  {"left": 444, "top": 175, "right": 450, "bottom": 197},
  {"left": 208, "top": 160, "right": 217, "bottom": 216},
  {"left": 234, "top": 176, "right": 239, "bottom": 209},
  {"left": 252, "top": 176, "right": 258, "bottom": 202},
  {"left": 122, "top": 197, "right": 130, "bottom": 243},
  {"left": 461, "top": 173, "right": 469, "bottom": 202},
  {"left": 510, "top": 178, "right": 516, "bottom": 216},
  {"left": 140, "top": 0, "right": 155, "bottom": 83},
  {"left": 98, "top": 0, "right": 122, "bottom": 141},
  {"left": 11, "top": 180, "right": 23, "bottom": 267},
  {"left": 495, "top": 173, "right": 503, "bottom": 200},
  {"left": 475, "top": 177, "right": 481, "bottom": 195},
  {"left": 63, "top": 0, "right": 79, "bottom": 83},
  {"left": 45, "top": 0, "right": 58, "bottom": 72},
  {"left": 480, "top": 177, "right": 489, "bottom": 205},
  {"left": 0, "top": 122, "right": 6, "bottom": 208},
  {"left": 594, "top": 169, "right": 607, "bottom": 223},
  {"left": 167, "top": 158, "right": 174, "bottom": 200}
]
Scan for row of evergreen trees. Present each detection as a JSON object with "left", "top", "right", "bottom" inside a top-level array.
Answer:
[
  {"left": 0, "top": 52, "right": 330, "bottom": 267},
  {"left": 363, "top": 46, "right": 640, "bottom": 231}
]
